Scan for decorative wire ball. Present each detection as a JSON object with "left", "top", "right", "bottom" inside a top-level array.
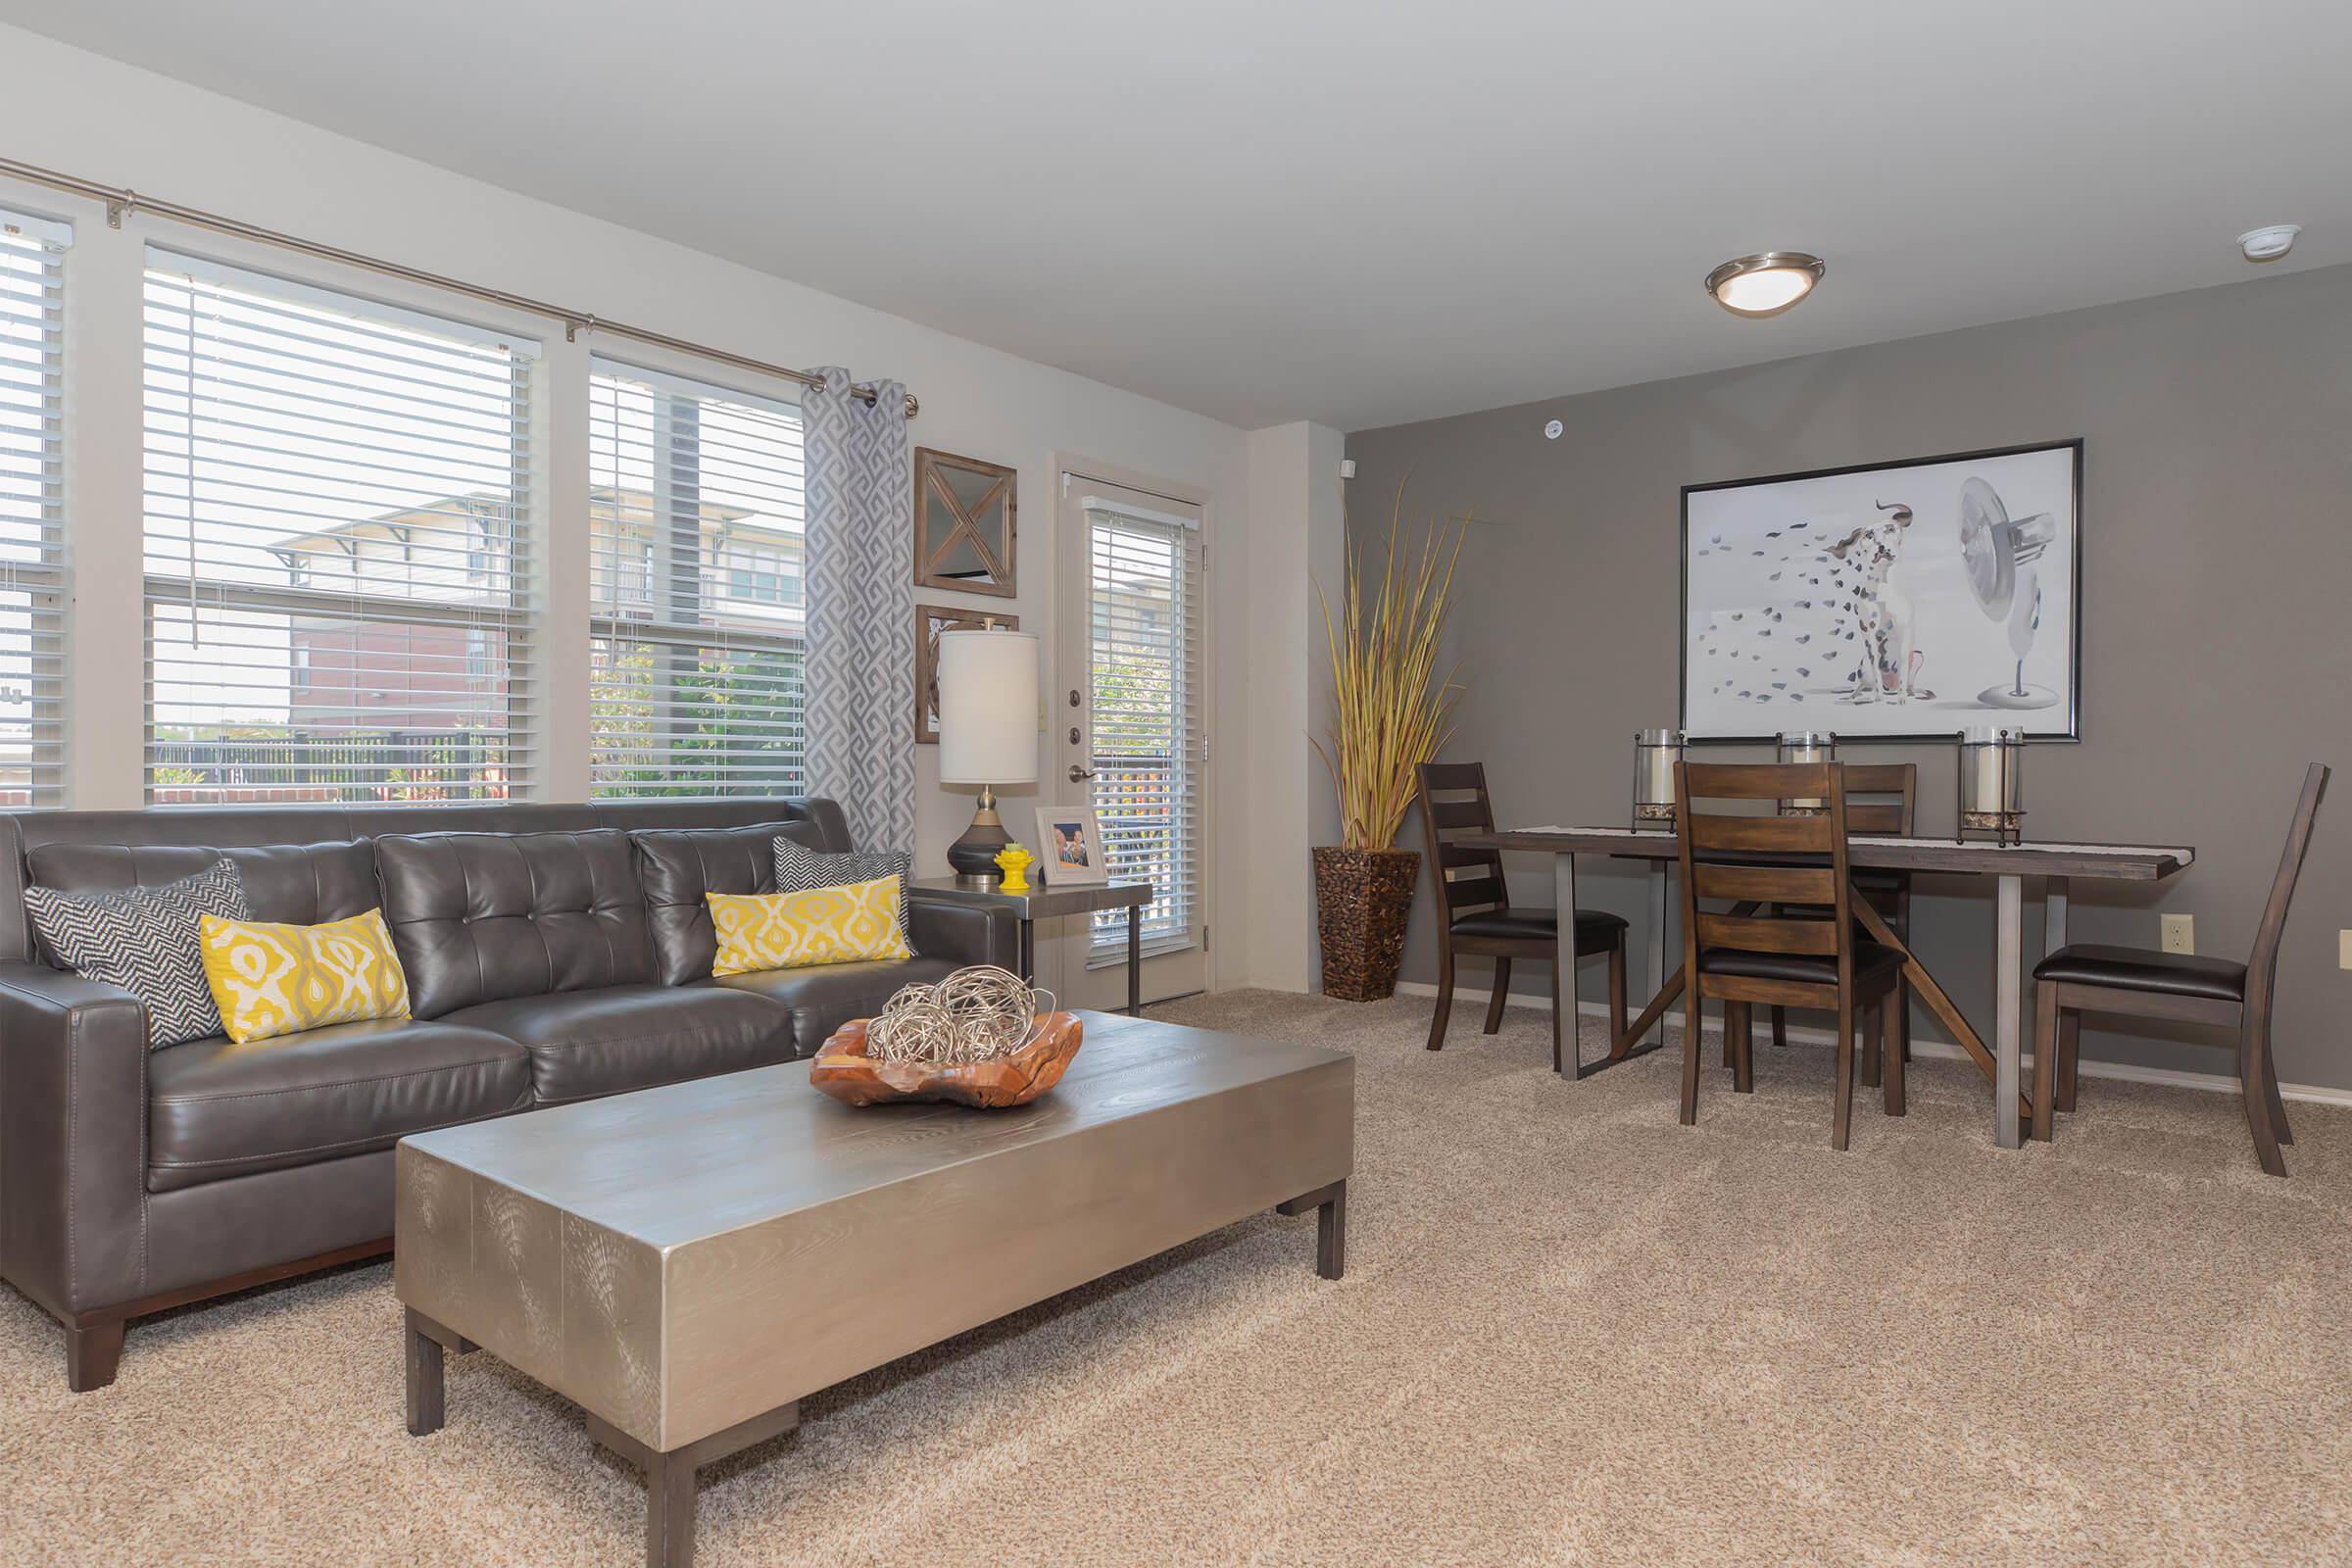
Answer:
[{"left": 866, "top": 964, "right": 1055, "bottom": 1064}]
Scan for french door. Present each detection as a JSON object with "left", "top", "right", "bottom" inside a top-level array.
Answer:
[{"left": 1052, "top": 472, "right": 1207, "bottom": 1006}]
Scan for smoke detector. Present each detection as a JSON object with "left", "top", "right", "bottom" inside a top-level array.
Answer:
[{"left": 2237, "top": 224, "right": 2300, "bottom": 263}]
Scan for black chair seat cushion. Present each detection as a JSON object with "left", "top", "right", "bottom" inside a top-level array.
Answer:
[
  {"left": 2033, "top": 944, "right": 2248, "bottom": 1003},
  {"left": 1448, "top": 906, "right": 1628, "bottom": 946},
  {"left": 708, "top": 956, "right": 962, "bottom": 1057},
  {"left": 147, "top": 1017, "right": 532, "bottom": 1194},
  {"left": 1699, "top": 940, "right": 1904, "bottom": 989},
  {"left": 440, "top": 985, "right": 795, "bottom": 1106}
]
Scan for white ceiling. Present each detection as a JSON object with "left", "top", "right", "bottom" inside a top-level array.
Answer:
[{"left": 6, "top": 0, "right": 2346, "bottom": 431}]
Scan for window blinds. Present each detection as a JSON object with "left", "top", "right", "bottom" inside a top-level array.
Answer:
[
  {"left": 1085, "top": 501, "right": 1203, "bottom": 952},
  {"left": 141, "top": 251, "right": 536, "bottom": 803},
  {"left": 0, "top": 208, "right": 68, "bottom": 808},
  {"left": 587, "top": 360, "right": 808, "bottom": 798}
]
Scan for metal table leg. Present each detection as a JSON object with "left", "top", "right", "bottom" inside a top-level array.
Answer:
[
  {"left": 1552, "top": 850, "right": 1580, "bottom": 1075},
  {"left": 1127, "top": 903, "right": 1141, "bottom": 1016},
  {"left": 1995, "top": 873, "right": 2024, "bottom": 1150},
  {"left": 1018, "top": 917, "right": 1035, "bottom": 986}
]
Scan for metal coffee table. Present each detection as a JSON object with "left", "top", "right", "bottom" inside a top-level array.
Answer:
[{"left": 395, "top": 1010, "right": 1352, "bottom": 1567}]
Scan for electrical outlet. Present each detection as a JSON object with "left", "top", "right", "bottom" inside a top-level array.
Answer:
[
  {"left": 2161, "top": 913, "right": 2194, "bottom": 955},
  {"left": 2340, "top": 929, "right": 2352, "bottom": 970}
]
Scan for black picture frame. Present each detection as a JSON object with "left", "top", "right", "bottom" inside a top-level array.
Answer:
[{"left": 1678, "top": 437, "right": 2084, "bottom": 744}]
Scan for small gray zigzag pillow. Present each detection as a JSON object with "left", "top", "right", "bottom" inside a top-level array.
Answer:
[{"left": 24, "top": 859, "right": 251, "bottom": 1049}]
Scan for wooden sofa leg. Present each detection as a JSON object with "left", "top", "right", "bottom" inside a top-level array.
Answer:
[{"left": 67, "top": 1318, "right": 125, "bottom": 1393}]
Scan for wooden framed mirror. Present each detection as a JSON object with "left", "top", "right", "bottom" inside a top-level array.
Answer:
[
  {"left": 913, "top": 447, "right": 1016, "bottom": 598},
  {"left": 914, "top": 604, "right": 1019, "bottom": 744}
]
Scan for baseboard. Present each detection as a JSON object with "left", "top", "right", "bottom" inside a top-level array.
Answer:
[{"left": 1392, "top": 979, "right": 2352, "bottom": 1108}]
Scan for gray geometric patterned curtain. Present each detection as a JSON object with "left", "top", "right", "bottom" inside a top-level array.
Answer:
[{"left": 800, "top": 368, "right": 915, "bottom": 852}]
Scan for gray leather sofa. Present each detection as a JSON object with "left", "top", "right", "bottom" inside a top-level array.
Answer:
[{"left": 0, "top": 798, "right": 1013, "bottom": 1391}]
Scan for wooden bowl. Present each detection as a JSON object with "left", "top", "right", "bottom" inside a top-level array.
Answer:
[{"left": 809, "top": 1011, "right": 1083, "bottom": 1109}]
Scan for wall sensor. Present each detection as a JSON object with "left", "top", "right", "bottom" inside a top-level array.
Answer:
[
  {"left": 1544, "top": 419, "right": 1563, "bottom": 440},
  {"left": 2238, "top": 224, "right": 2300, "bottom": 262}
]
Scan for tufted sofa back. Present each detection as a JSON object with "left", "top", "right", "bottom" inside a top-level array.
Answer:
[
  {"left": 373, "top": 829, "right": 657, "bottom": 1017},
  {"left": 0, "top": 798, "right": 852, "bottom": 966}
]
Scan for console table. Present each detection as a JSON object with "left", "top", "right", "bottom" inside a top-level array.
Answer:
[
  {"left": 1454, "top": 827, "right": 2193, "bottom": 1149},
  {"left": 908, "top": 876, "right": 1154, "bottom": 1015}
]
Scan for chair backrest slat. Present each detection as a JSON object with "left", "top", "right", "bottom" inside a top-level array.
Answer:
[
  {"left": 1693, "top": 861, "right": 1838, "bottom": 904},
  {"left": 1690, "top": 812, "right": 1837, "bottom": 856},
  {"left": 1425, "top": 796, "right": 1491, "bottom": 831},
  {"left": 1841, "top": 762, "right": 1917, "bottom": 837},
  {"left": 1416, "top": 760, "right": 1510, "bottom": 929},
  {"left": 2248, "top": 762, "right": 2329, "bottom": 996},
  {"left": 1697, "top": 910, "right": 1840, "bottom": 955}
]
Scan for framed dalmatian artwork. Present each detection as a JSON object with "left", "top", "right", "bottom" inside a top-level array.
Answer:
[{"left": 1681, "top": 439, "right": 2082, "bottom": 742}]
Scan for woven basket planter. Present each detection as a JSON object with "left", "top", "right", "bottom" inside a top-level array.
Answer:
[{"left": 1312, "top": 846, "right": 1422, "bottom": 1002}]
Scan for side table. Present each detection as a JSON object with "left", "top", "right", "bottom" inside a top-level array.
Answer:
[{"left": 906, "top": 877, "right": 1155, "bottom": 1015}]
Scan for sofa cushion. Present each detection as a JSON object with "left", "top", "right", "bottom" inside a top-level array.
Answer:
[
  {"left": 709, "top": 955, "right": 960, "bottom": 1057},
  {"left": 375, "top": 830, "right": 657, "bottom": 1018},
  {"left": 24, "top": 859, "right": 251, "bottom": 1049},
  {"left": 631, "top": 820, "right": 830, "bottom": 987},
  {"left": 439, "top": 984, "right": 795, "bottom": 1105},
  {"left": 772, "top": 841, "right": 914, "bottom": 938},
  {"left": 25, "top": 839, "right": 380, "bottom": 940},
  {"left": 146, "top": 1017, "right": 531, "bottom": 1194}
]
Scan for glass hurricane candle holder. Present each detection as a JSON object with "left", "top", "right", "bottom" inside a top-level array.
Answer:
[
  {"left": 1777, "top": 731, "right": 1838, "bottom": 815},
  {"left": 1633, "top": 729, "right": 1683, "bottom": 829},
  {"left": 1956, "top": 725, "right": 2026, "bottom": 845}
]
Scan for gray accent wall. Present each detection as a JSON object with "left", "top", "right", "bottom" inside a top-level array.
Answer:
[{"left": 1346, "top": 264, "right": 2351, "bottom": 1089}]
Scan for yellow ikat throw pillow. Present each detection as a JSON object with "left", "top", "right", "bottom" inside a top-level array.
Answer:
[
  {"left": 707, "top": 875, "right": 912, "bottom": 976},
  {"left": 197, "top": 908, "right": 413, "bottom": 1046}
]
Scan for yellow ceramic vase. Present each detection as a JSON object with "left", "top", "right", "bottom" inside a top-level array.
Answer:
[{"left": 995, "top": 843, "right": 1035, "bottom": 894}]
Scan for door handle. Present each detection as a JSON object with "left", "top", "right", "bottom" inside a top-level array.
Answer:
[{"left": 1068, "top": 764, "right": 1097, "bottom": 783}]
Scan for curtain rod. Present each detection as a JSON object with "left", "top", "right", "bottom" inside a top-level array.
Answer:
[{"left": 0, "top": 153, "right": 918, "bottom": 418}]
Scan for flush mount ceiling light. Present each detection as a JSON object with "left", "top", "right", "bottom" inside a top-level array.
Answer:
[
  {"left": 1705, "top": 251, "right": 1827, "bottom": 318},
  {"left": 2237, "top": 224, "right": 2300, "bottom": 262}
]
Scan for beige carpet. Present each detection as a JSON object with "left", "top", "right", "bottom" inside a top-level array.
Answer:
[{"left": 7, "top": 990, "right": 2350, "bottom": 1566}]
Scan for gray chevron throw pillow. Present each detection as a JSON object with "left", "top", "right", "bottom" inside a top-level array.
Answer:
[
  {"left": 772, "top": 839, "right": 913, "bottom": 941},
  {"left": 24, "top": 859, "right": 251, "bottom": 1049}
]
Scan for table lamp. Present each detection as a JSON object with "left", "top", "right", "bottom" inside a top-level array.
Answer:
[{"left": 935, "top": 625, "right": 1041, "bottom": 883}]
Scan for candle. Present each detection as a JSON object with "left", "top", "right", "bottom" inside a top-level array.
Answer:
[
  {"left": 1778, "top": 731, "right": 1837, "bottom": 814},
  {"left": 1957, "top": 725, "right": 2025, "bottom": 843},
  {"left": 1634, "top": 729, "right": 1682, "bottom": 825}
]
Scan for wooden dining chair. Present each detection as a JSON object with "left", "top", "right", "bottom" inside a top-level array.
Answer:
[
  {"left": 1762, "top": 762, "right": 1917, "bottom": 1081},
  {"left": 1416, "top": 761, "right": 1629, "bottom": 1073},
  {"left": 2032, "top": 762, "right": 2328, "bottom": 1176},
  {"left": 1677, "top": 760, "right": 1904, "bottom": 1151}
]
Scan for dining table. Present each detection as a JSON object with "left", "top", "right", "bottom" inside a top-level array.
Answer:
[{"left": 1452, "top": 825, "right": 2195, "bottom": 1149}]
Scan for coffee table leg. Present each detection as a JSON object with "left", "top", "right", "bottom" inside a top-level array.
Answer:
[
  {"left": 590, "top": 1400, "right": 800, "bottom": 1568},
  {"left": 644, "top": 1450, "right": 698, "bottom": 1568},
  {"left": 405, "top": 1308, "right": 445, "bottom": 1437},
  {"left": 1276, "top": 1180, "right": 1348, "bottom": 1280}
]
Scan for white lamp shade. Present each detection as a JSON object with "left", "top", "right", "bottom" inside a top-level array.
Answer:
[{"left": 935, "top": 627, "right": 1040, "bottom": 785}]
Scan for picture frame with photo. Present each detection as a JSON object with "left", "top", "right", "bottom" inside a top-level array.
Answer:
[{"left": 1033, "top": 807, "right": 1109, "bottom": 885}]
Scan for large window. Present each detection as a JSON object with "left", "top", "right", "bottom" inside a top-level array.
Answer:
[
  {"left": 588, "top": 361, "right": 808, "bottom": 798},
  {"left": 142, "top": 253, "right": 535, "bottom": 802},
  {"left": 1085, "top": 501, "right": 1203, "bottom": 953},
  {"left": 0, "top": 208, "right": 68, "bottom": 807}
]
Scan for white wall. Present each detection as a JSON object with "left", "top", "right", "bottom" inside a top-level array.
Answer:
[
  {"left": 1233, "top": 421, "right": 1346, "bottom": 991},
  {"left": 0, "top": 23, "right": 1313, "bottom": 994}
]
